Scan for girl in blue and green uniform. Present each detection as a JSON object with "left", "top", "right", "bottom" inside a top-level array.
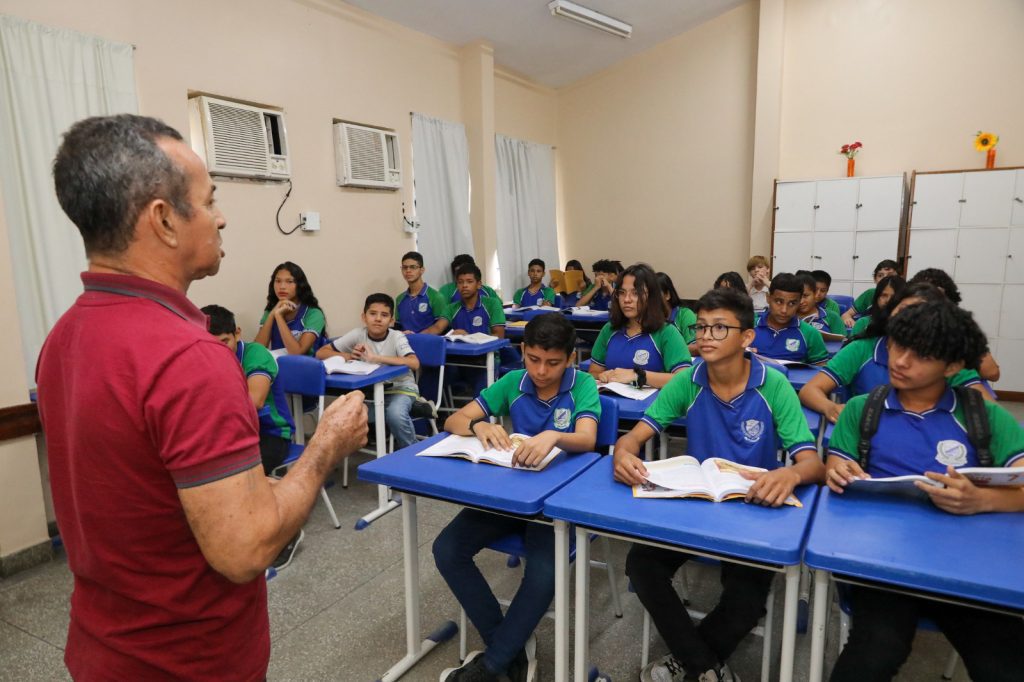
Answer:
[{"left": 254, "top": 261, "right": 326, "bottom": 356}]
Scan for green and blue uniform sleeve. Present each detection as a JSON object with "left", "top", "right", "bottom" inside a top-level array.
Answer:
[
  {"left": 757, "top": 369, "right": 816, "bottom": 458},
  {"left": 853, "top": 288, "right": 875, "bottom": 314},
  {"left": 828, "top": 394, "right": 866, "bottom": 461},
  {"left": 821, "top": 338, "right": 875, "bottom": 389},
  {"left": 513, "top": 288, "right": 526, "bottom": 306},
  {"left": 824, "top": 298, "right": 841, "bottom": 316},
  {"left": 799, "top": 321, "right": 829, "bottom": 363},
  {"left": 428, "top": 287, "right": 448, "bottom": 317},
  {"left": 588, "top": 323, "right": 615, "bottom": 368},
  {"left": 824, "top": 308, "right": 847, "bottom": 336},
  {"left": 977, "top": 402, "right": 1024, "bottom": 466},
  {"left": 483, "top": 296, "right": 506, "bottom": 327},
  {"left": 850, "top": 315, "right": 871, "bottom": 337},
  {"left": 652, "top": 324, "right": 692, "bottom": 371},
  {"left": 675, "top": 307, "right": 697, "bottom": 345},
  {"left": 571, "top": 372, "right": 601, "bottom": 424},
  {"left": 641, "top": 368, "right": 699, "bottom": 432}
]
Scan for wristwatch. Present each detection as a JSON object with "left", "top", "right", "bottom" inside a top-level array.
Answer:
[
  {"left": 468, "top": 416, "right": 488, "bottom": 434},
  {"left": 632, "top": 366, "right": 647, "bottom": 388}
]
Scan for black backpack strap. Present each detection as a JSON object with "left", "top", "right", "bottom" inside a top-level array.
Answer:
[
  {"left": 954, "top": 386, "right": 993, "bottom": 467},
  {"left": 857, "top": 384, "right": 891, "bottom": 472}
]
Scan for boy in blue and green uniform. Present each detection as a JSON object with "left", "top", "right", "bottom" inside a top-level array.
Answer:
[
  {"left": 395, "top": 251, "right": 448, "bottom": 333},
  {"left": 825, "top": 300, "right": 1024, "bottom": 682},
  {"left": 439, "top": 253, "right": 499, "bottom": 303},
  {"left": 203, "top": 305, "right": 294, "bottom": 474},
  {"left": 841, "top": 259, "right": 898, "bottom": 328},
  {"left": 752, "top": 273, "right": 829, "bottom": 364},
  {"left": 433, "top": 313, "right": 600, "bottom": 682},
  {"left": 513, "top": 258, "right": 557, "bottom": 308},
  {"left": 797, "top": 272, "right": 845, "bottom": 336},
  {"left": 811, "top": 270, "right": 842, "bottom": 317},
  {"left": 576, "top": 258, "right": 622, "bottom": 311},
  {"left": 614, "top": 287, "right": 825, "bottom": 682}
]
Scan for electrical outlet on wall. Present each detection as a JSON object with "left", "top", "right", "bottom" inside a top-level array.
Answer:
[{"left": 300, "top": 211, "right": 320, "bottom": 232}]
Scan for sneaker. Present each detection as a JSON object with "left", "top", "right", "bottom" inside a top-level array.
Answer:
[
  {"left": 439, "top": 651, "right": 499, "bottom": 682},
  {"left": 640, "top": 654, "right": 687, "bottom": 682},
  {"left": 271, "top": 530, "right": 304, "bottom": 571},
  {"left": 696, "top": 665, "right": 739, "bottom": 682},
  {"left": 411, "top": 396, "right": 438, "bottom": 419},
  {"left": 505, "top": 634, "right": 538, "bottom": 682}
]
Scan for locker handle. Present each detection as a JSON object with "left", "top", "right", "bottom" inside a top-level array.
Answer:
[
  {"left": 774, "top": 206, "right": 780, "bottom": 210},
  {"left": 1015, "top": 197, "right": 1023, "bottom": 204},
  {"left": 852, "top": 255, "right": 860, "bottom": 259},
  {"left": 813, "top": 204, "right": 820, "bottom": 209},
  {"left": 855, "top": 203, "right": 863, "bottom": 209},
  {"left": 958, "top": 199, "right": 967, "bottom": 203},
  {"left": 813, "top": 255, "right": 823, "bottom": 259}
]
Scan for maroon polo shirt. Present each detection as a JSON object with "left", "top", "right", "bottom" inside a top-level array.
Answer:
[{"left": 36, "top": 272, "right": 269, "bottom": 681}]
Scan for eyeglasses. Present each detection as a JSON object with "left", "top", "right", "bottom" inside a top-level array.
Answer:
[
  {"left": 616, "top": 288, "right": 640, "bottom": 300},
  {"left": 688, "top": 323, "right": 744, "bottom": 340}
]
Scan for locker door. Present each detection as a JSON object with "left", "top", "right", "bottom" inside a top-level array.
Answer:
[
  {"left": 999, "top": 285, "right": 1024, "bottom": 339},
  {"left": 773, "top": 232, "right": 812, "bottom": 274},
  {"left": 1005, "top": 228, "right": 1024, "bottom": 284},
  {"left": 953, "top": 228, "right": 1008, "bottom": 284},
  {"left": 813, "top": 231, "right": 855, "bottom": 280},
  {"left": 856, "top": 176, "right": 904, "bottom": 230},
  {"left": 910, "top": 173, "right": 963, "bottom": 229},
  {"left": 993, "top": 339, "right": 1024, "bottom": 392},
  {"left": 814, "top": 179, "right": 859, "bottom": 232},
  {"left": 959, "top": 284, "right": 1002, "bottom": 338},
  {"left": 1012, "top": 170, "right": 1024, "bottom": 227},
  {"left": 775, "top": 182, "right": 816, "bottom": 232},
  {"left": 905, "top": 229, "right": 957, "bottom": 279},
  {"left": 960, "top": 170, "right": 1015, "bottom": 227},
  {"left": 852, "top": 230, "right": 900, "bottom": 281}
]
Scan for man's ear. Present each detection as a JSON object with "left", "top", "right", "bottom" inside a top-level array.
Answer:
[
  {"left": 943, "top": 360, "right": 965, "bottom": 379},
  {"left": 740, "top": 328, "right": 756, "bottom": 348},
  {"left": 142, "top": 199, "right": 178, "bottom": 248}
]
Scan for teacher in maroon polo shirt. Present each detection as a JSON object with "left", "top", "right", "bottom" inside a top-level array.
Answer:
[{"left": 36, "top": 114, "right": 367, "bottom": 681}]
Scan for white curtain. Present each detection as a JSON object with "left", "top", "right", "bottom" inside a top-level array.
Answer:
[
  {"left": 411, "top": 113, "right": 473, "bottom": 288},
  {"left": 494, "top": 134, "right": 558, "bottom": 297},
  {"left": 0, "top": 15, "right": 137, "bottom": 384}
]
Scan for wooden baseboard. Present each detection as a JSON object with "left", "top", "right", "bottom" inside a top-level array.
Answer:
[
  {"left": 0, "top": 403, "right": 41, "bottom": 442},
  {"left": 0, "top": 539, "right": 53, "bottom": 578},
  {"left": 996, "top": 390, "right": 1024, "bottom": 403}
]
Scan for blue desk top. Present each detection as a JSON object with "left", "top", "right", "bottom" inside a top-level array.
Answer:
[
  {"left": 805, "top": 489, "right": 1024, "bottom": 610},
  {"left": 787, "top": 366, "right": 821, "bottom": 390},
  {"left": 824, "top": 340, "right": 843, "bottom": 356},
  {"left": 603, "top": 391, "right": 659, "bottom": 421},
  {"left": 563, "top": 311, "right": 609, "bottom": 324},
  {"left": 504, "top": 308, "right": 525, "bottom": 322},
  {"left": 325, "top": 364, "right": 408, "bottom": 390},
  {"left": 358, "top": 433, "right": 602, "bottom": 516},
  {"left": 544, "top": 457, "right": 819, "bottom": 565},
  {"left": 444, "top": 338, "right": 511, "bottom": 356}
]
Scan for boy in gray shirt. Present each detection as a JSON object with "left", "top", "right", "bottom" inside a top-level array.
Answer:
[{"left": 317, "top": 293, "right": 420, "bottom": 448}]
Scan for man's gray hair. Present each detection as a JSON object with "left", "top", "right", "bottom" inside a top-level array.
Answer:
[{"left": 53, "top": 114, "right": 193, "bottom": 255}]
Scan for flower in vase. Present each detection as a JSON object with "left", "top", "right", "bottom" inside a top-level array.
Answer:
[
  {"left": 838, "top": 141, "right": 863, "bottom": 159},
  {"left": 975, "top": 131, "right": 999, "bottom": 152}
]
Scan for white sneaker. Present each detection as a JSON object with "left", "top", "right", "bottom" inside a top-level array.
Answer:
[
  {"left": 697, "top": 665, "right": 739, "bottom": 682},
  {"left": 639, "top": 654, "right": 686, "bottom": 682}
]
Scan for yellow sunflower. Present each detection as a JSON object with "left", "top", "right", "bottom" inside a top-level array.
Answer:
[{"left": 975, "top": 131, "right": 999, "bottom": 151}]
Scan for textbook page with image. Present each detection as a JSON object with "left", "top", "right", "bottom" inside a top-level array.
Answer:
[
  {"left": 549, "top": 269, "right": 585, "bottom": 295},
  {"left": 445, "top": 331, "right": 499, "bottom": 344},
  {"left": 846, "top": 467, "right": 1024, "bottom": 495},
  {"left": 634, "top": 455, "right": 802, "bottom": 507},
  {"left": 416, "top": 433, "right": 562, "bottom": 471}
]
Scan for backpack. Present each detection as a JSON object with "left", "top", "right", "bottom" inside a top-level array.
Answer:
[{"left": 857, "top": 383, "right": 992, "bottom": 471}]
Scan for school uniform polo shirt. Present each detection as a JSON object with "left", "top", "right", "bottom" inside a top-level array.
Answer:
[
  {"left": 439, "top": 281, "right": 499, "bottom": 303},
  {"left": 672, "top": 306, "right": 698, "bottom": 345},
  {"left": 581, "top": 283, "right": 613, "bottom": 311},
  {"left": 513, "top": 285, "right": 556, "bottom": 307},
  {"left": 829, "top": 387, "right": 1024, "bottom": 477},
  {"left": 823, "top": 336, "right": 983, "bottom": 399},
  {"left": 475, "top": 367, "right": 600, "bottom": 435},
  {"left": 36, "top": 272, "right": 268, "bottom": 681},
  {"left": 237, "top": 340, "right": 294, "bottom": 440},
  {"left": 801, "top": 304, "right": 846, "bottom": 336},
  {"left": 590, "top": 322, "right": 691, "bottom": 373},
  {"left": 852, "top": 287, "right": 875, "bottom": 314},
  {"left": 443, "top": 295, "right": 506, "bottom": 333},
  {"left": 641, "top": 354, "right": 815, "bottom": 469},
  {"left": 396, "top": 283, "right": 447, "bottom": 332},
  {"left": 823, "top": 297, "right": 841, "bottom": 316},
  {"left": 259, "top": 303, "right": 325, "bottom": 353},
  {"left": 850, "top": 315, "right": 871, "bottom": 337},
  {"left": 752, "top": 313, "right": 829, "bottom": 363}
]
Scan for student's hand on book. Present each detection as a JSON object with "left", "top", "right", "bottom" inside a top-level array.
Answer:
[
  {"left": 742, "top": 467, "right": 801, "bottom": 507},
  {"left": 613, "top": 450, "right": 648, "bottom": 486},
  {"left": 599, "top": 368, "right": 636, "bottom": 384},
  {"left": 450, "top": 329, "right": 468, "bottom": 336},
  {"left": 472, "top": 421, "right": 513, "bottom": 451},
  {"left": 513, "top": 430, "right": 560, "bottom": 468},
  {"left": 918, "top": 466, "right": 989, "bottom": 515},
  {"left": 826, "top": 458, "right": 868, "bottom": 493}
]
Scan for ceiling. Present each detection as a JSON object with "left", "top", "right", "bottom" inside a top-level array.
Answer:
[{"left": 341, "top": 0, "right": 747, "bottom": 88}]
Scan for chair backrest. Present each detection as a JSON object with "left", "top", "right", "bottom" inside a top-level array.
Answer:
[
  {"left": 596, "top": 395, "right": 620, "bottom": 449},
  {"left": 829, "top": 294, "right": 855, "bottom": 315},
  {"left": 276, "top": 355, "right": 326, "bottom": 398},
  {"left": 406, "top": 333, "right": 447, "bottom": 368}
]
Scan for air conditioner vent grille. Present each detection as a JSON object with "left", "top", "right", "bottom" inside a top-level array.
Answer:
[
  {"left": 346, "top": 126, "right": 386, "bottom": 182},
  {"left": 188, "top": 96, "right": 290, "bottom": 180}
]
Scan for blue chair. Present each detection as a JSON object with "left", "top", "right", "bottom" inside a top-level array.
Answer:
[
  {"left": 405, "top": 333, "right": 447, "bottom": 439},
  {"left": 456, "top": 396, "right": 624, "bottom": 660},
  {"left": 273, "top": 355, "right": 341, "bottom": 529},
  {"left": 828, "top": 294, "right": 855, "bottom": 315}
]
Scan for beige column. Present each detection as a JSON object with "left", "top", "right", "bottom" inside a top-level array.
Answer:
[{"left": 749, "top": 0, "right": 786, "bottom": 259}]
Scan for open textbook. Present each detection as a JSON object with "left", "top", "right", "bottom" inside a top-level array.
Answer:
[
  {"left": 549, "top": 269, "right": 585, "bottom": 296},
  {"left": 564, "top": 306, "right": 608, "bottom": 317},
  {"left": 321, "top": 356, "right": 381, "bottom": 375},
  {"left": 416, "top": 433, "right": 562, "bottom": 471},
  {"left": 634, "top": 455, "right": 803, "bottom": 507},
  {"left": 515, "top": 304, "right": 561, "bottom": 312},
  {"left": 754, "top": 353, "right": 818, "bottom": 370},
  {"left": 445, "top": 331, "right": 499, "bottom": 344},
  {"left": 846, "top": 467, "right": 1024, "bottom": 495},
  {"left": 596, "top": 381, "right": 658, "bottom": 401}
]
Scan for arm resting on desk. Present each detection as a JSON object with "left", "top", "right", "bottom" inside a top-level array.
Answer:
[
  {"left": 919, "top": 464, "right": 1024, "bottom": 515},
  {"left": 423, "top": 318, "right": 450, "bottom": 335},
  {"left": 744, "top": 449, "right": 825, "bottom": 507},
  {"left": 612, "top": 421, "right": 657, "bottom": 485}
]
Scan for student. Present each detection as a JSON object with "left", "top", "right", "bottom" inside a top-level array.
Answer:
[
  {"left": 799, "top": 283, "right": 990, "bottom": 424},
  {"left": 559, "top": 259, "right": 591, "bottom": 308},
  {"left": 810, "top": 270, "right": 842, "bottom": 317},
  {"left": 426, "top": 263, "right": 507, "bottom": 338},
  {"left": 714, "top": 271, "right": 746, "bottom": 291},
  {"left": 439, "top": 254, "right": 499, "bottom": 303},
  {"left": 746, "top": 255, "right": 771, "bottom": 312},
  {"left": 841, "top": 259, "right": 898, "bottom": 327},
  {"left": 657, "top": 271, "right": 697, "bottom": 348},
  {"left": 751, "top": 273, "right": 829, "bottom": 364},
  {"left": 614, "top": 287, "right": 825, "bottom": 682},
  {"left": 589, "top": 264, "right": 691, "bottom": 390},
  {"left": 254, "top": 261, "right": 326, "bottom": 355},
  {"left": 203, "top": 304, "right": 304, "bottom": 572},
  {"left": 848, "top": 275, "right": 905, "bottom": 338},
  {"left": 577, "top": 259, "right": 623, "bottom": 311},
  {"left": 316, "top": 294, "right": 420, "bottom": 449},
  {"left": 513, "top": 258, "right": 557, "bottom": 308},
  {"left": 825, "top": 300, "right": 1024, "bottom": 682},
  {"left": 796, "top": 272, "right": 845, "bottom": 336},
  {"left": 433, "top": 313, "right": 600, "bottom": 682},
  {"left": 395, "top": 251, "right": 448, "bottom": 333}
]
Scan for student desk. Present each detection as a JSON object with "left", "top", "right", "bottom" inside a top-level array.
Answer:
[
  {"left": 357, "top": 435, "right": 601, "bottom": 682},
  {"left": 805, "top": 488, "right": 1024, "bottom": 682},
  {"left": 786, "top": 365, "right": 821, "bottom": 390},
  {"left": 444, "top": 337, "right": 510, "bottom": 387},
  {"left": 824, "top": 340, "right": 843, "bottom": 357},
  {"left": 503, "top": 307, "right": 525, "bottom": 322},
  {"left": 325, "top": 364, "right": 410, "bottom": 529},
  {"left": 544, "top": 457, "right": 820, "bottom": 682}
]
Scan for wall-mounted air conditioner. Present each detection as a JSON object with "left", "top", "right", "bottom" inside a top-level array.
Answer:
[
  {"left": 333, "top": 122, "right": 402, "bottom": 190},
  {"left": 188, "top": 95, "right": 290, "bottom": 180}
]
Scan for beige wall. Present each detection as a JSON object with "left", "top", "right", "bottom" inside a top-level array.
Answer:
[
  {"left": 495, "top": 69, "right": 558, "bottom": 146},
  {"left": 557, "top": 2, "right": 759, "bottom": 298}
]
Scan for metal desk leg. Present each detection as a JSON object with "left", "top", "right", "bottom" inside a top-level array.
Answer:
[
  {"left": 356, "top": 382, "right": 402, "bottom": 529},
  {"left": 377, "top": 494, "right": 457, "bottom": 682},
  {"left": 486, "top": 350, "right": 496, "bottom": 386},
  {"left": 659, "top": 432, "right": 668, "bottom": 460},
  {"left": 554, "top": 520, "right": 571, "bottom": 682},
  {"left": 778, "top": 564, "right": 800, "bottom": 682},
  {"left": 808, "top": 569, "right": 830, "bottom": 682},
  {"left": 573, "top": 526, "right": 591, "bottom": 682}
]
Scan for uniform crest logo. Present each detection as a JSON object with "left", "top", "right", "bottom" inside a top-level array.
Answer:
[
  {"left": 291, "top": 330, "right": 302, "bottom": 339},
  {"left": 785, "top": 338, "right": 800, "bottom": 352},
  {"left": 472, "top": 315, "right": 483, "bottom": 327},
  {"left": 418, "top": 302, "right": 428, "bottom": 312},
  {"left": 935, "top": 439, "right": 968, "bottom": 467},
  {"left": 633, "top": 350, "right": 650, "bottom": 365},
  {"left": 553, "top": 408, "right": 571, "bottom": 430},
  {"left": 741, "top": 419, "right": 765, "bottom": 442}
]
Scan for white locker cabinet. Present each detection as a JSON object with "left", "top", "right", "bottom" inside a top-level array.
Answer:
[
  {"left": 814, "top": 180, "right": 859, "bottom": 232},
  {"left": 774, "top": 182, "right": 816, "bottom": 232},
  {"left": 996, "top": 339, "right": 1024, "bottom": 393},
  {"left": 910, "top": 173, "right": 964, "bottom": 229},
  {"left": 954, "top": 228, "right": 1008, "bottom": 284},
  {"left": 999, "top": 285, "right": 1024, "bottom": 339},
  {"left": 1012, "top": 171, "right": 1024, "bottom": 226},
  {"left": 857, "top": 176, "right": 905, "bottom": 230},
  {"left": 854, "top": 231, "right": 902, "bottom": 281},
  {"left": 773, "top": 232, "right": 813, "bottom": 275},
  {"left": 1006, "top": 228, "right": 1024, "bottom": 284},
  {"left": 960, "top": 170, "right": 1015, "bottom": 227}
]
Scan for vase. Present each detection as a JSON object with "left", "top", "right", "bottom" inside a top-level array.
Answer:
[
  {"left": 846, "top": 157, "right": 855, "bottom": 177},
  {"left": 986, "top": 148, "right": 996, "bottom": 169}
]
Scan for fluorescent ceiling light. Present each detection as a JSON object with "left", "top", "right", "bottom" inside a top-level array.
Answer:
[{"left": 548, "top": 0, "right": 632, "bottom": 39}]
